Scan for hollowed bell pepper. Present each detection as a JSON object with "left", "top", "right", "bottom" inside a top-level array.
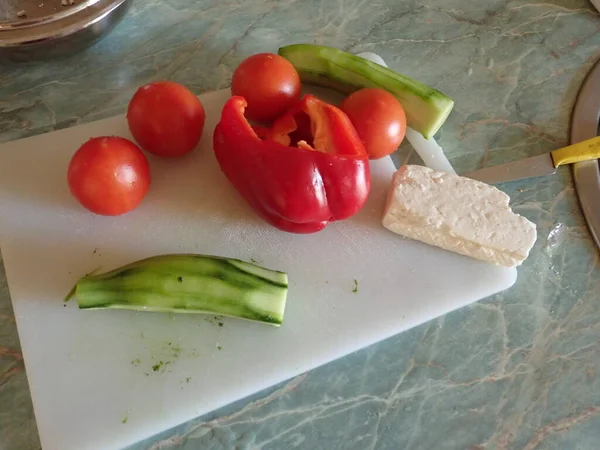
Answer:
[{"left": 213, "top": 94, "right": 371, "bottom": 234}]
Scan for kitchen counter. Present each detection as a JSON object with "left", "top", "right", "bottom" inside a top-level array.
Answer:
[{"left": 1, "top": 1, "right": 600, "bottom": 449}]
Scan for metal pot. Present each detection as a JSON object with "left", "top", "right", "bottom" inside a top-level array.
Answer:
[
  {"left": 570, "top": 57, "right": 600, "bottom": 252},
  {"left": 0, "top": 0, "right": 132, "bottom": 62}
]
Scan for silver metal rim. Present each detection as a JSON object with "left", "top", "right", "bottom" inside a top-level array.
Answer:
[{"left": 570, "top": 58, "right": 600, "bottom": 251}]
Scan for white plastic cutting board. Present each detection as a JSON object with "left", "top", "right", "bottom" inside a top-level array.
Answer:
[{"left": 0, "top": 88, "right": 516, "bottom": 450}]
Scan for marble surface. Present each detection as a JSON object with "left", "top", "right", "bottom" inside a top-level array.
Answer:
[{"left": 1, "top": 0, "right": 600, "bottom": 449}]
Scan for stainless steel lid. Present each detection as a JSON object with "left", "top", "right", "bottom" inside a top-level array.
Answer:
[
  {"left": 1, "top": 0, "right": 95, "bottom": 24},
  {"left": 571, "top": 58, "right": 600, "bottom": 252},
  {"left": 0, "top": 0, "right": 127, "bottom": 48}
]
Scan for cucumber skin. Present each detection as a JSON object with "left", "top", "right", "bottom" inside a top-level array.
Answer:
[
  {"left": 278, "top": 44, "right": 454, "bottom": 139},
  {"left": 67, "top": 254, "right": 288, "bottom": 326}
]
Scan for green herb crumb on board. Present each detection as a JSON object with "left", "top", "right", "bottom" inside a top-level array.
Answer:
[
  {"left": 167, "top": 342, "right": 182, "bottom": 358},
  {"left": 352, "top": 279, "right": 358, "bottom": 293}
]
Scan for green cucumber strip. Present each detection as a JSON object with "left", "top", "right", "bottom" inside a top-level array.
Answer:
[
  {"left": 67, "top": 254, "right": 288, "bottom": 326},
  {"left": 278, "top": 44, "right": 454, "bottom": 139}
]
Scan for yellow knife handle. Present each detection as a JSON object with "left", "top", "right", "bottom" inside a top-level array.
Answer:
[{"left": 551, "top": 135, "right": 600, "bottom": 167}]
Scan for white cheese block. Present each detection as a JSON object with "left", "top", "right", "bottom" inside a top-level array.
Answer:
[{"left": 382, "top": 165, "right": 537, "bottom": 267}]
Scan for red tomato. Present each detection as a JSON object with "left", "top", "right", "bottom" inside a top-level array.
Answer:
[
  {"left": 231, "top": 53, "right": 301, "bottom": 123},
  {"left": 340, "top": 88, "right": 407, "bottom": 160},
  {"left": 67, "top": 136, "right": 151, "bottom": 216},
  {"left": 127, "top": 81, "right": 206, "bottom": 158}
]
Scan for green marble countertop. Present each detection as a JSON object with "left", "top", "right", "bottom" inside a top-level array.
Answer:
[{"left": 1, "top": 1, "right": 600, "bottom": 449}]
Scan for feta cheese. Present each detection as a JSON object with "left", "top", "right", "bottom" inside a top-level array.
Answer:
[{"left": 382, "top": 165, "right": 537, "bottom": 267}]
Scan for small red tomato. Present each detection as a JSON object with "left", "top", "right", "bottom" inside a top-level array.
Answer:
[
  {"left": 67, "top": 136, "right": 151, "bottom": 216},
  {"left": 127, "top": 81, "right": 206, "bottom": 158},
  {"left": 340, "top": 88, "right": 407, "bottom": 160},
  {"left": 231, "top": 53, "right": 301, "bottom": 123}
]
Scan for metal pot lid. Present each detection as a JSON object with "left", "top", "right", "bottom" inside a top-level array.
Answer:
[
  {"left": 0, "top": 0, "right": 125, "bottom": 46},
  {"left": 570, "top": 57, "right": 600, "bottom": 251},
  {"left": 0, "top": 0, "right": 97, "bottom": 26}
]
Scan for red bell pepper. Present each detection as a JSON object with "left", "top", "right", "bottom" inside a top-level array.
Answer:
[{"left": 213, "top": 94, "right": 371, "bottom": 234}]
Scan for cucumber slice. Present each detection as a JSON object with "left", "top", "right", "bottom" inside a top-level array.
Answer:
[
  {"left": 278, "top": 44, "right": 454, "bottom": 139},
  {"left": 65, "top": 254, "right": 289, "bottom": 326}
]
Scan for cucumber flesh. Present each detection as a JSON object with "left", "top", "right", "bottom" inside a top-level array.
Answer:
[
  {"left": 66, "top": 254, "right": 289, "bottom": 326},
  {"left": 278, "top": 44, "right": 454, "bottom": 139}
]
